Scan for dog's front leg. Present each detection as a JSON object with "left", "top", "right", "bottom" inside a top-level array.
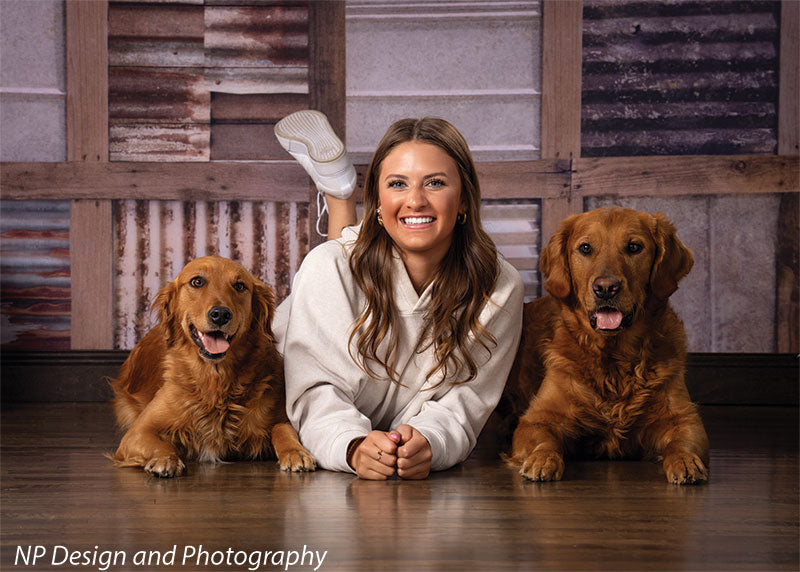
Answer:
[
  {"left": 270, "top": 422, "right": 316, "bottom": 472},
  {"left": 112, "top": 388, "right": 185, "bottom": 477},
  {"left": 510, "top": 393, "right": 575, "bottom": 481},
  {"left": 653, "top": 414, "right": 709, "bottom": 485},
  {"left": 645, "top": 391, "right": 709, "bottom": 485}
]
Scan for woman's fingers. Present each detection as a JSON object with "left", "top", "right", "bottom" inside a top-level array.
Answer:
[{"left": 354, "top": 430, "right": 399, "bottom": 480}]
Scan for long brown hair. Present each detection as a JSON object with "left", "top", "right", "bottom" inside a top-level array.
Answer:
[{"left": 348, "top": 117, "right": 500, "bottom": 386}]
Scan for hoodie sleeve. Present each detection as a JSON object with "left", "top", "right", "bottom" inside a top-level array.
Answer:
[
  {"left": 280, "top": 240, "right": 372, "bottom": 473},
  {"left": 405, "top": 260, "right": 524, "bottom": 471}
]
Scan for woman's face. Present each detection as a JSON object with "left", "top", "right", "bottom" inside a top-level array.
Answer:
[{"left": 377, "top": 141, "right": 465, "bottom": 269}]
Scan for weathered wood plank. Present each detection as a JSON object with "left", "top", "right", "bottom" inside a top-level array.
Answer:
[
  {"left": 540, "top": 0, "right": 584, "bottom": 245},
  {"left": 778, "top": 0, "right": 799, "bottom": 156},
  {"left": 1, "top": 161, "right": 310, "bottom": 202},
  {"left": 308, "top": 0, "right": 346, "bottom": 248},
  {"left": 776, "top": 1, "right": 799, "bottom": 353},
  {"left": 69, "top": 200, "right": 113, "bottom": 350},
  {"left": 573, "top": 155, "right": 799, "bottom": 198},
  {"left": 66, "top": 1, "right": 112, "bottom": 350},
  {"left": 4, "top": 156, "right": 794, "bottom": 202},
  {"left": 477, "top": 161, "right": 572, "bottom": 200},
  {"left": 541, "top": 0, "right": 582, "bottom": 160},
  {"left": 66, "top": 1, "right": 108, "bottom": 163}
]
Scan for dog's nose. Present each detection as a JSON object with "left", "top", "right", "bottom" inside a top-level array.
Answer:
[
  {"left": 208, "top": 306, "right": 233, "bottom": 326},
  {"left": 593, "top": 276, "right": 620, "bottom": 300}
]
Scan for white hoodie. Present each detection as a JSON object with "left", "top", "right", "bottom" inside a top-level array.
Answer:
[{"left": 273, "top": 225, "right": 524, "bottom": 473}]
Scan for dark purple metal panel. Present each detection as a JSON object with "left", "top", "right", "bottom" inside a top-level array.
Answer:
[{"left": 581, "top": 0, "right": 780, "bottom": 157}]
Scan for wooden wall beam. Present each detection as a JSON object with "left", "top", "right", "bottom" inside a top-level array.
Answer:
[
  {"left": 2, "top": 161, "right": 310, "bottom": 201},
  {"left": 573, "top": 155, "right": 799, "bottom": 198},
  {"left": 776, "top": 0, "right": 799, "bottom": 353},
  {"left": 540, "top": 0, "right": 584, "bottom": 246},
  {"left": 66, "top": 0, "right": 112, "bottom": 350},
  {"left": 308, "top": 0, "right": 346, "bottom": 247},
  {"left": 6, "top": 156, "right": 794, "bottom": 202}
]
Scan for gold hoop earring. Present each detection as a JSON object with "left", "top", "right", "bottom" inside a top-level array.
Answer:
[
  {"left": 456, "top": 211, "right": 467, "bottom": 225},
  {"left": 377, "top": 207, "right": 384, "bottom": 227}
]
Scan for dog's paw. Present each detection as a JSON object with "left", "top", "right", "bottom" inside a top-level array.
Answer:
[
  {"left": 144, "top": 455, "right": 186, "bottom": 478},
  {"left": 519, "top": 450, "right": 564, "bottom": 482},
  {"left": 278, "top": 448, "right": 317, "bottom": 472},
  {"left": 663, "top": 452, "right": 708, "bottom": 485}
]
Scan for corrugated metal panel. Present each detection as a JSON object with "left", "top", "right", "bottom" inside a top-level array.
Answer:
[
  {"left": 581, "top": 0, "right": 780, "bottom": 156},
  {"left": 109, "top": 67, "right": 210, "bottom": 124},
  {"left": 482, "top": 199, "right": 540, "bottom": 301},
  {"left": 107, "top": 1, "right": 313, "bottom": 349},
  {"left": 0, "top": 200, "right": 71, "bottom": 350},
  {"left": 108, "top": 3, "right": 205, "bottom": 67},
  {"left": 113, "top": 199, "right": 309, "bottom": 349},
  {"left": 205, "top": 5, "right": 309, "bottom": 67},
  {"left": 346, "top": 0, "right": 542, "bottom": 164},
  {"left": 108, "top": 2, "right": 309, "bottom": 161}
]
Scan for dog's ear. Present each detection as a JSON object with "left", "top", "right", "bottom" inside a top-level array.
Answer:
[
  {"left": 152, "top": 280, "right": 180, "bottom": 345},
  {"left": 540, "top": 215, "right": 576, "bottom": 300},
  {"left": 650, "top": 212, "right": 694, "bottom": 300},
  {"left": 251, "top": 277, "right": 277, "bottom": 343}
]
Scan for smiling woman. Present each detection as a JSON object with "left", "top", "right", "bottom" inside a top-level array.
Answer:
[
  {"left": 375, "top": 140, "right": 464, "bottom": 291},
  {"left": 272, "top": 114, "right": 524, "bottom": 481}
]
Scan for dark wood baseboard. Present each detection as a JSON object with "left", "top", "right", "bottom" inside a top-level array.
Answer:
[{"left": 1, "top": 350, "right": 797, "bottom": 405}]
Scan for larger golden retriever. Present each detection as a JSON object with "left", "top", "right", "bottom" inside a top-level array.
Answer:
[
  {"left": 504, "top": 207, "right": 709, "bottom": 484},
  {"left": 111, "top": 255, "right": 315, "bottom": 477}
]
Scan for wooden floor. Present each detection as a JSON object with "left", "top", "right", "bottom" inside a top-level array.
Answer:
[{"left": 1, "top": 403, "right": 797, "bottom": 572}]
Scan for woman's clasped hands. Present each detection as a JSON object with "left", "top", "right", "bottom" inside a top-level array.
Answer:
[{"left": 348, "top": 424, "right": 432, "bottom": 480}]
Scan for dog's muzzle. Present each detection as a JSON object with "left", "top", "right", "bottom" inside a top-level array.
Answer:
[{"left": 190, "top": 324, "right": 232, "bottom": 360}]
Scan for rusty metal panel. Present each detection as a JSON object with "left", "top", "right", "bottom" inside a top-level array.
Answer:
[
  {"left": 109, "top": 3, "right": 205, "bottom": 67},
  {"left": 205, "top": 4, "right": 309, "bottom": 67},
  {"left": 108, "top": 2, "right": 309, "bottom": 162},
  {"left": 0, "top": 200, "right": 71, "bottom": 350},
  {"left": 109, "top": 67, "right": 211, "bottom": 124},
  {"left": 582, "top": 0, "right": 780, "bottom": 156},
  {"left": 110, "top": 124, "right": 211, "bottom": 162},
  {"left": 113, "top": 199, "right": 310, "bottom": 349}
]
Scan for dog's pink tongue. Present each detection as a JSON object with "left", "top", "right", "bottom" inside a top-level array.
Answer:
[
  {"left": 201, "top": 332, "right": 229, "bottom": 354},
  {"left": 596, "top": 309, "right": 623, "bottom": 330}
]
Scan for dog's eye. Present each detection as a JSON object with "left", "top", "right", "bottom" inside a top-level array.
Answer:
[
  {"left": 233, "top": 281, "right": 247, "bottom": 292},
  {"left": 190, "top": 276, "right": 205, "bottom": 288},
  {"left": 627, "top": 242, "right": 643, "bottom": 254},
  {"left": 578, "top": 243, "right": 593, "bottom": 255}
]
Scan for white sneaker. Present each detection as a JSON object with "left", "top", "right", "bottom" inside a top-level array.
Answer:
[{"left": 274, "top": 110, "right": 356, "bottom": 200}]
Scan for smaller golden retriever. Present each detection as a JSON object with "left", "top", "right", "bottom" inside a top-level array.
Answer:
[
  {"left": 111, "top": 255, "right": 315, "bottom": 477},
  {"left": 504, "top": 207, "right": 709, "bottom": 484}
]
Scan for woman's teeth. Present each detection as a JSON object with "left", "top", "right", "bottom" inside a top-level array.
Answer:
[{"left": 402, "top": 217, "right": 434, "bottom": 225}]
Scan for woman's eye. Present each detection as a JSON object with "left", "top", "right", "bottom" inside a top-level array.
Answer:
[
  {"left": 426, "top": 178, "right": 445, "bottom": 188},
  {"left": 233, "top": 282, "right": 246, "bottom": 292},
  {"left": 579, "top": 243, "right": 593, "bottom": 255},
  {"left": 627, "top": 243, "right": 643, "bottom": 254},
  {"left": 190, "top": 276, "right": 205, "bottom": 288},
  {"left": 387, "top": 180, "right": 406, "bottom": 189}
]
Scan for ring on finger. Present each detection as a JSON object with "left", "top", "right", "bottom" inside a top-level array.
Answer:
[{"left": 377, "top": 449, "right": 383, "bottom": 461}]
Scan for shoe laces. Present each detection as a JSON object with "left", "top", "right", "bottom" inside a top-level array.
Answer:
[{"left": 316, "top": 190, "right": 328, "bottom": 237}]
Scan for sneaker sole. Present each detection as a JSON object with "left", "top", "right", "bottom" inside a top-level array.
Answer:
[{"left": 274, "top": 110, "right": 356, "bottom": 199}]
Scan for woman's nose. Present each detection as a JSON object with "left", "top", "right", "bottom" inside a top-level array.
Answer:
[{"left": 405, "top": 184, "right": 427, "bottom": 208}]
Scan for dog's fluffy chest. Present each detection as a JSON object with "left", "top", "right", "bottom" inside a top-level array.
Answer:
[
  {"left": 165, "top": 359, "right": 277, "bottom": 462},
  {"left": 578, "top": 362, "right": 662, "bottom": 458}
]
